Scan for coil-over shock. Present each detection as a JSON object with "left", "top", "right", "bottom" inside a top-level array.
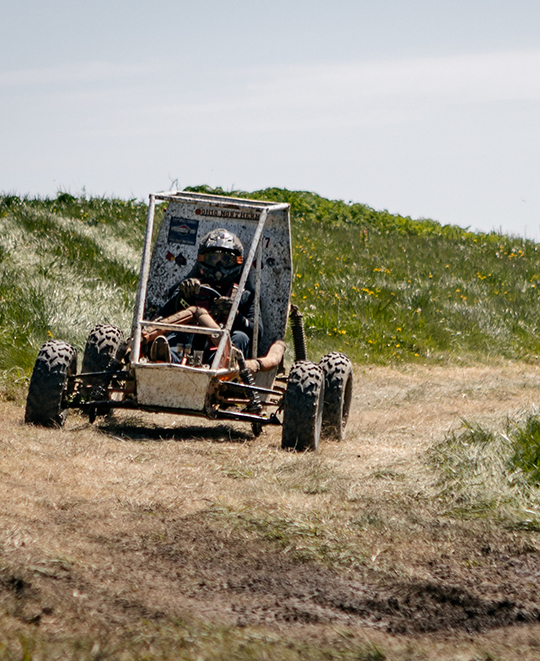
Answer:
[{"left": 289, "top": 305, "right": 308, "bottom": 362}]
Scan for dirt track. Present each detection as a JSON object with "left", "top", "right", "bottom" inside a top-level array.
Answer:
[{"left": 3, "top": 361, "right": 540, "bottom": 658}]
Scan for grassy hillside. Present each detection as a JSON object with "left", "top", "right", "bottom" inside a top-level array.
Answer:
[
  {"left": 188, "top": 186, "right": 540, "bottom": 364},
  {"left": 2, "top": 187, "right": 540, "bottom": 391},
  {"left": 0, "top": 193, "right": 153, "bottom": 393}
]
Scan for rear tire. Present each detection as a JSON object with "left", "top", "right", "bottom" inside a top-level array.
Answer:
[
  {"left": 81, "top": 324, "right": 125, "bottom": 388},
  {"left": 281, "top": 361, "right": 324, "bottom": 452},
  {"left": 319, "top": 352, "right": 353, "bottom": 441},
  {"left": 25, "top": 340, "right": 78, "bottom": 427}
]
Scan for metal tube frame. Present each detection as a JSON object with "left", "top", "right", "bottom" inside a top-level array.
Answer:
[
  {"left": 210, "top": 208, "right": 268, "bottom": 369},
  {"left": 211, "top": 203, "right": 288, "bottom": 368},
  {"left": 131, "top": 194, "right": 157, "bottom": 364},
  {"left": 138, "top": 319, "right": 225, "bottom": 339},
  {"left": 131, "top": 193, "right": 288, "bottom": 373},
  {"left": 252, "top": 238, "right": 262, "bottom": 358}
]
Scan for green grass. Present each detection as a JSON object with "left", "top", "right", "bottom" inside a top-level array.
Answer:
[
  {"left": 510, "top": 416, "right": 540, "bottom": 484},
  {"left": 0, "top": 193, "right": 159, "bottom": 378},
  {"left": 430, "top": 415, "right": 540, "bottom": 528},
  {"left": 3, "top": 185, "right": 540, "bottom": 382},
  {"left": 0, "top": 619, "right": 388, "bottom": 660},
  {"left": 205, "top": 501, "right": 367, "bottom": 568}
]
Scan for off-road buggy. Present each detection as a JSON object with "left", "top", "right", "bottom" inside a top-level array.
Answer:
[{"left": 25, "top": 191, "right": 353, "bottom": 451}]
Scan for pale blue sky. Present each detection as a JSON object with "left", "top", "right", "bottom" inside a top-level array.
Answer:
[{"left": 2, "top": 1, "right": 540, "bottom": 237}]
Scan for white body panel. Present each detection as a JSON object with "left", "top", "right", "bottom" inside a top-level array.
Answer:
[{"left": 135, "top": 364, "right": 212, "bottom": 411}]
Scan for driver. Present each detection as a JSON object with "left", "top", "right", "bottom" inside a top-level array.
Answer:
[{"left": 150, "top": 228, "right": 262, "bottom": 363}]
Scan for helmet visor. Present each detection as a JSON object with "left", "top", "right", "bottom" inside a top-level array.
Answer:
[{"left": 199, "top": 250, "right": 241, "bottom": 267}]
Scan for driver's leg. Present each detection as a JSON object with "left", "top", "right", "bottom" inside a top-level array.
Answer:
[{"left": 231, "top": 330, "right": 250, "bottom": 358}]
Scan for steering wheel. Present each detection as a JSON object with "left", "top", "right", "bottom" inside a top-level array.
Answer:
[{"left": 198, "top": 284, "right": 221, "bottom": 301}]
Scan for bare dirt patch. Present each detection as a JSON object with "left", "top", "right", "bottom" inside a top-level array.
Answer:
[{"left": 2, "top": 361, "right": 540, "bottom": 658}]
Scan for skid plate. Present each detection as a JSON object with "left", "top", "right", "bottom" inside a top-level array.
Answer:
[{"left": 135, "top": 364, "right": 213, "bottom": 411}]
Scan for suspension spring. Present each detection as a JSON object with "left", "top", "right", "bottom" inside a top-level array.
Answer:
[{"left": 289, "top": 305, "right": 308, "bottom": 362}]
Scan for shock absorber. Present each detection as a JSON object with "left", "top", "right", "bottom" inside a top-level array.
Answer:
[
  {"left": 237, "top": 353, "right": 262, "bottom": 413},
  {"left": 289, "top": 305, "right": 308, "bottom": 362}
]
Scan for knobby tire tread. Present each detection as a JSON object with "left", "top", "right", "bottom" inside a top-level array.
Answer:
[
  {"left": 281, "top": 361, "right": 324, "bottom": 452},
  {"left": 81, "top": 324, "right": 125, "bottom": 376},
  {"left": 25, "top": 340, "right": 78, "bottom": 427},
  {"left": 319, "top": 352, "right": 353, "bottom": 441}
]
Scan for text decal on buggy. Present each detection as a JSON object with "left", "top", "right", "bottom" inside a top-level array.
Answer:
[
  {"left": 168, "top": 217, "right": 199, "bottom": 245},
  {"left": 195, "top": 207, "right": 260, "bottom": 221}
]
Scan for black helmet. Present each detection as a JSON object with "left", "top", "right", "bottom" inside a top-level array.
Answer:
[{"left": 197, "top": 228, "right": 244, "bottom": 285}]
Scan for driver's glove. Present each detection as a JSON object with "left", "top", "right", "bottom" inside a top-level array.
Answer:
[
  {"left": 210, "top": 296, "right": 233, "bottom": 320},
  {"left": 175, "top": 278, "right": 201, "bottom": 304}
]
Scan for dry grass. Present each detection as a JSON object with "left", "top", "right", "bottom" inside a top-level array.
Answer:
[{"left": 2, "top": 362, "right": 540, "bottom": 658}]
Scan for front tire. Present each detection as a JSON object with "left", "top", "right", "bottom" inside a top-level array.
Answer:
[
  {"left": 319, "top": 352, "right": 353, "bottom": 441},
  {"left": 281, "top": 361, "right": 325, "bottom": 452},
  {"left": 25, "top": 340, "right": 78, "bottom": 427}
]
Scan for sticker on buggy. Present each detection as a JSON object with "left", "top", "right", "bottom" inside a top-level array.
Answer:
[
  {"left": 195, "top": 207, "right": 260, "bottom": 221},
  {"left": 168, "top": 217, "right": 199, "bottom": 245}
]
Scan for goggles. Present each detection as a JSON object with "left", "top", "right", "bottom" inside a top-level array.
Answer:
[{"left": 198, "top": 250, "right": 242, "bottom": 267}]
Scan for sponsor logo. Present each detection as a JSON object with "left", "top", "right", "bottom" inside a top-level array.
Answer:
[
  {"left": 168, "top": 217, "right": 199, "bottom": 245},
  {"left": 195, "top": 207, "right": 260, "bottom": 221}
]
